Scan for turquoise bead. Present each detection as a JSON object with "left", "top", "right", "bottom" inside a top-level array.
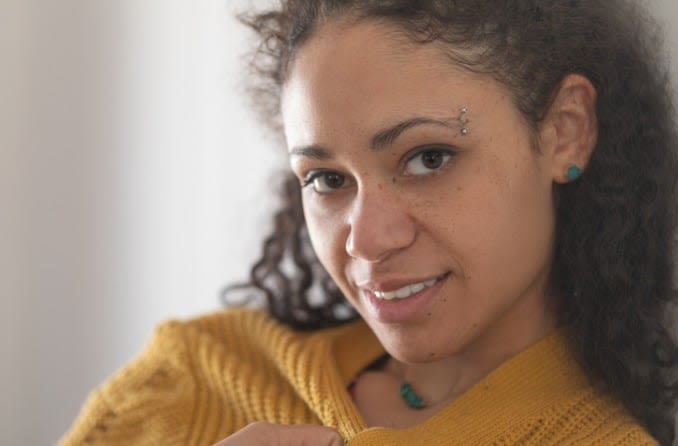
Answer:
[{"left": 400, "top": 382, "right": 425, "bottom": 409}]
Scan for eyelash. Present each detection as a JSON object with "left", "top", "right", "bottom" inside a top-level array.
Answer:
[
  {"left": 301, "top": 145, "right": 457, "bottom": 194},
  {"left": 301, "top": 170, "right": 350, "bottom": 194},
  {"left": 404, "top": 145, "right": 456, "bottom": 176}
]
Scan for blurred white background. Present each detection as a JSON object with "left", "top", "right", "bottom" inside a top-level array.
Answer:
[{"left": 0, "top": 1, "right": 676, "bottom": 445}]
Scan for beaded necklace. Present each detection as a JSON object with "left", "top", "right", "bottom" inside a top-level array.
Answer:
[
  {"left": 348, "top": 355, "right": 427, "bottom": 410},
  {"left": 399, "top": 382, "right": 426, "bottom": 409}
]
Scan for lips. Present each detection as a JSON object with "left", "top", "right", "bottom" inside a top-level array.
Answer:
[
  {"left": 358, "top": 273, "right": 450, "bottom": 324},
  {"left": 371, "top": 276, "right": 441, "bottom": 300}
]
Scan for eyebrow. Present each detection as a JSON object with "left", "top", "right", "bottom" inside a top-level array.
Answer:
[
  {"left": 371, "top": 116, "right": 463, "bottom": 150},
  {"left": 289, "top": 115, "right": 464, "bottom": 159}
]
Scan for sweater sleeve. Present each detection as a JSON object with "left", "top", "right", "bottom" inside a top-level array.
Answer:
[{"left": 57, "top": 321, "right": 197, "bottom": 446}]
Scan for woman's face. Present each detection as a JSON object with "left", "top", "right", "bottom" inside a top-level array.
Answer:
[{"left": 282, "top": 20, "right": 558, "bottom": 363}]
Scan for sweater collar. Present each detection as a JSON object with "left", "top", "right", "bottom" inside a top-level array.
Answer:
[{"left": 324, "top": 322, "right": 591, "bottom": 442}]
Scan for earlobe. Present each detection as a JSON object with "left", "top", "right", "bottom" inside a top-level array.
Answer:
[{"left": 540, "top": 74, "right": 598, "bottom": 183}]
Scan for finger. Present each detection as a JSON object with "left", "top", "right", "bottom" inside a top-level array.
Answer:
[
  {"left": 211, "top": 422, "right": 344, "bottom": 446},
  {"left": 282, "top": 424, "right": 344, "bottom": 446}
]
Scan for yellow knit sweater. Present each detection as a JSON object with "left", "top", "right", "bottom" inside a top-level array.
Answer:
[{"left": 59, "top": 309, "right": 657, "bottom": 445}]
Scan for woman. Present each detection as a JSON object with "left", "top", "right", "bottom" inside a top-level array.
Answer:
[{"left": 60, "top": 1, "right": 677, "bottom": 445}]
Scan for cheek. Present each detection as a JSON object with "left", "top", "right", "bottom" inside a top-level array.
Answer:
[
  {"left": 303, "top": 200, "right": 348, "bottom": 278},
  {"left": 419, "top": 153, "right": 554, "bottom": 272},
  {"left": 459, "top": 163, "right": 555, "bottom": 280}
]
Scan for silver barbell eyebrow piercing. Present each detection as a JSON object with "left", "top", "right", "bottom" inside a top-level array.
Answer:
[{"left": 459, "top": 107, "right": 469, "bottom": 135}]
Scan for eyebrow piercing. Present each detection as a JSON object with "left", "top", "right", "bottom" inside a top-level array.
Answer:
[{"left": 459, "top": 107, "right": 469, "bottom": 135}]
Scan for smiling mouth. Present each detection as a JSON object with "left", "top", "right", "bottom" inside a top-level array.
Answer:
[{"left": 370, "top": 274, "right": 448, "bottom": 300}]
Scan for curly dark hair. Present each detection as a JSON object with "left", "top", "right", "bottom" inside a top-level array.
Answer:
[{"left": 223, "top": 0, "right": 678, "bottom": 443}]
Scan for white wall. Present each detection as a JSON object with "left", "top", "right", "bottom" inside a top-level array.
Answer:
[
  {"left": 0, "top": 1, "right": 676, "bottom": 445},
  {"left": 1, "top": 1, "right": 280, "bottom": 445}
]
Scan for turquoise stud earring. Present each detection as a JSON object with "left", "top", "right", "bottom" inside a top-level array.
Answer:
[{"left": 566, "top": 165, "right": 581, "bottom": 181}]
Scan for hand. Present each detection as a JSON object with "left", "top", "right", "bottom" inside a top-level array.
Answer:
[{"left": 212, "top": 422, "right": 345, "bottom": 446}]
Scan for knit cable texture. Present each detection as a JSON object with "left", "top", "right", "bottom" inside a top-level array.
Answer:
[{"left": 58, "top": 309, "right": 658, "bottom": 445}]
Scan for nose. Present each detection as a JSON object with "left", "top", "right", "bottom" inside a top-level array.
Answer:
[{"left": 345, "top": 185, "right": 416, "bottom": 262}]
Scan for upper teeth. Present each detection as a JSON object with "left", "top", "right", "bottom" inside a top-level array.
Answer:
[{"left": 372, "top": 278, "right": 438, "bottom": 300}]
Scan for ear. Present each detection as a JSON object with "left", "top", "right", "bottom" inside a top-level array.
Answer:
[{"left": 538, "top": 74, "right": 598, "bottom": 183}]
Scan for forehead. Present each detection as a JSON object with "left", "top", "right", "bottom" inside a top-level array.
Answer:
[
  {"left": 280, "top": 20, "right": 510, "bottom": 147},
  {"left": 283, "top": 21, "right": 455, "bottom": 109}
]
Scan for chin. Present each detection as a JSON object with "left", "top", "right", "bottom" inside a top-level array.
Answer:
[{"left": 375, "top": 324, "right": 469, "bottom": 363}]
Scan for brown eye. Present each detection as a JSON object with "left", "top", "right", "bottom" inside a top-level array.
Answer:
[
  {"left": 303, "top": 170, "right": 352, "bottom": 194},
  {"left": 421, "top": 151, "right": 444, "bottom": 169},
  {"left": 404, "top": 147, "right": 455, "bottom": 176},
  {"left": 323, "top": 172, "right": 345, "bottom": 189}
]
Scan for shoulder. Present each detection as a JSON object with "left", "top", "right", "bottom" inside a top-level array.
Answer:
[
  {"left": 154, "top": 307, "right": 316, "bottom": 364},
  {"left": 169, "top": 306, "right": 298, "bottom": 341},
  {"left": 101, "top": 308, "right": 289, "bottom": 379},
  {"left": 527, "top": 389, "right": 660, "bottom": 445},
  {"left": 58, "top": 308, "right": 306, "bottom": 446},
  {"left": 125, "top": 308, "right": 311, "bottom": 393},
  {"left": 447, "top": 329, "right": 662, "bottom": 446},
  {"left": 154, "top": 307, "right": 290, "bottom": 350}
]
